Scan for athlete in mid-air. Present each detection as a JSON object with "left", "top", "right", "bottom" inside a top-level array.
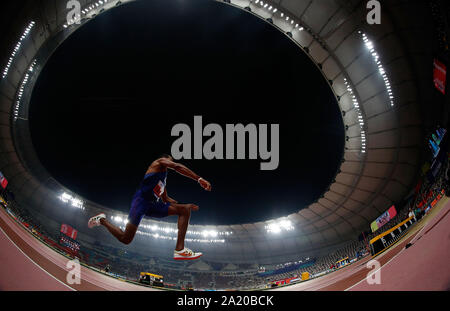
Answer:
[{"left": 88, "top": 154, "right": 212, "bottom": 260}]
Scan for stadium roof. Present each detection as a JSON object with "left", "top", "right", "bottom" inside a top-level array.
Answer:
[{"left": 0, "top": 0, "right": 434, "bottom": 264}]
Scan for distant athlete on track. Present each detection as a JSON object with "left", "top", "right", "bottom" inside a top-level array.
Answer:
[{"left": 88, "top": 154, "right": 212, "bottom": 260}]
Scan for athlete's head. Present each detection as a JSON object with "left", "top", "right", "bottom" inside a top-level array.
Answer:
[{"left": 160, "top": 153, "right": 174, "bottom": 161}]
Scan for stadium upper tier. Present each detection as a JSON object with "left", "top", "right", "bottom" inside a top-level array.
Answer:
[{"left": 0, "top": 0, "right": 434, "bottom": 264}]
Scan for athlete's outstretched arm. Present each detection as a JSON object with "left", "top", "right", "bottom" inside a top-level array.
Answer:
[{"left": 158, "top": 158, "right": 212, "bottom": 191}]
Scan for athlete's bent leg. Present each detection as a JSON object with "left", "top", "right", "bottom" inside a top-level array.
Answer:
[
  {"left": 100, "top": 218, "right": 138, "bottom": 245},
  {"left": 168, "top": 203, "right": 198, "bottom": 251}
]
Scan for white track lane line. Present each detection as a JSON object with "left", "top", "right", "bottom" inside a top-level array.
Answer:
[{"left": 0, "top": 225, "right": 76, "bottom": 291}]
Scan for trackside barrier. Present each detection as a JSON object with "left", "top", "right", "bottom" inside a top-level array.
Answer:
[
  {"left": 369, "top": 216, "right": 418, "bottom": 256},
  {"left": 369, "top": 189, "right": 445, "bottom": 256}
]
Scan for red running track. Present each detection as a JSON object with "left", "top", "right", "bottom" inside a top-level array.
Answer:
[
  {"left": 349, "top": 202, "right": 450, "bottom": 291},
  {"left": 0, "top": 206, "right": 158, "bottom": 291},
  {"left": 1, "top": 197, "right": 449, "bottom": 291},
  {"left": 273, "top": 197, "right": 450, "bottom": 291}
]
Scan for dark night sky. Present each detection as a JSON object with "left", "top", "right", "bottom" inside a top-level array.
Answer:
[{"left": 29, "top": 0, "right": 344, "bottom": 225}]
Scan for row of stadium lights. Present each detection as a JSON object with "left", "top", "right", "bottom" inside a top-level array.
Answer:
[
  {"left": 265, "top": 219, "right": 294, "bottom": 233},
  {"left": 63, "top": 0, "right": 110, "bottom": 28},
  {"left": 113, "top": 215, "right": 295, "bottom": 235},
  {"left": 342, "top": 32, "right": 395, "bottom": 154},
  {"left": 134, "top": 230, "right": 226, "bottom": 244},
  {"left": 55, "top": 195, "right": 227, "bottom": 243},
  {"left": 2, "top": 21, "right": 35, "bottom": 79},
  {"left": 343, "top": 78, "right": 366, "bottom": 154},
  {"left": 57, "top": 191, "right": 295, "bottom": 237},
  {"left": 252, "top": 0, "right": 304, "bottom": 31},
  {"left": 112, "top": 215, "right": 230, "bottom": 243},
  {"left": 56, "top": 194, "right": 295, "bottom": 238},
  {"left": 360, "top": 31, "right": 394, "bottom": 107},
  {"left": 113, "top": 215, "right": 294, "bottom": 235},
  {"left": 59, "top": 192, "right": 85, "bottom": 210},
  {"left": 13, "top": 59, "right": 37, "bottom": 120}
]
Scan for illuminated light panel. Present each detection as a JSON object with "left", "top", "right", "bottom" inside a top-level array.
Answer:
[
  {"left": 251, "top": 0, "right": 303, "bottom": 31},
  {"left": 2, "top": 21, "right": 35, "bottom": 79},
  {"left": 59, "top": 192, "right": 85, "bottom": 210},
  {"left": 360, "top": 31, "right": 394, "bottom": 107},
  {"left": 112, "top": 218, "right": 232, "bottom": 243},
  {"left": 265, "top": 219, "right": 294, "bottom": 234},
  {"left": 135, "top": 229, "right": 225, "bottom": 243},
  {"left": 344, "top": 78, "right": 366, "bottom": 154},
  {"left": 13, "top": 59, "right": 36, "bottom": 120}
]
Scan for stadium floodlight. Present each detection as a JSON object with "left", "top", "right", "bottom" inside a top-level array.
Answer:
[
  {"left": 265, "top": 222, "right": 281, "bottom": 233},
  {"left": 266, "top": 218, "right": 295, "bottom": 233},
  {"left": 71, "top": 198, "right": 83, "bottom": 208},
  {"left": 270, "top": 224, "right": 281, "bottom": 233},
  {"left": 59, "top": 192, "right": 84, "bottom": 210},
  {"left": 202, "top": 230, "right": 218, "bottom": 237},
  {"left": 279, "top": 220, "right": 292, "bottom": 229},
  {"left": 138, "top": 223, "right": 230, "bottom": 241},
  {"left": 60, "top": 192, "right": 71, "bottom": 203}
]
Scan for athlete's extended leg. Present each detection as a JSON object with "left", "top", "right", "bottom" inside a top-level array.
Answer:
[
  {"left": 168, "top": 203, "right": 198, "bottom": 251},
  {"left": 168, "top": 203, "right": 202, "bottom": 260},
  {"left": 88, "top": 213, "right": 138, "bottom": 245},
  {"left": 100, "top": 218, "right": 138, "bottom": 245}
]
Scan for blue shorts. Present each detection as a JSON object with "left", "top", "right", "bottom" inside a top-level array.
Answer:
[{"left": 127, "top": 196, "right": 170, "bottom": 226}]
